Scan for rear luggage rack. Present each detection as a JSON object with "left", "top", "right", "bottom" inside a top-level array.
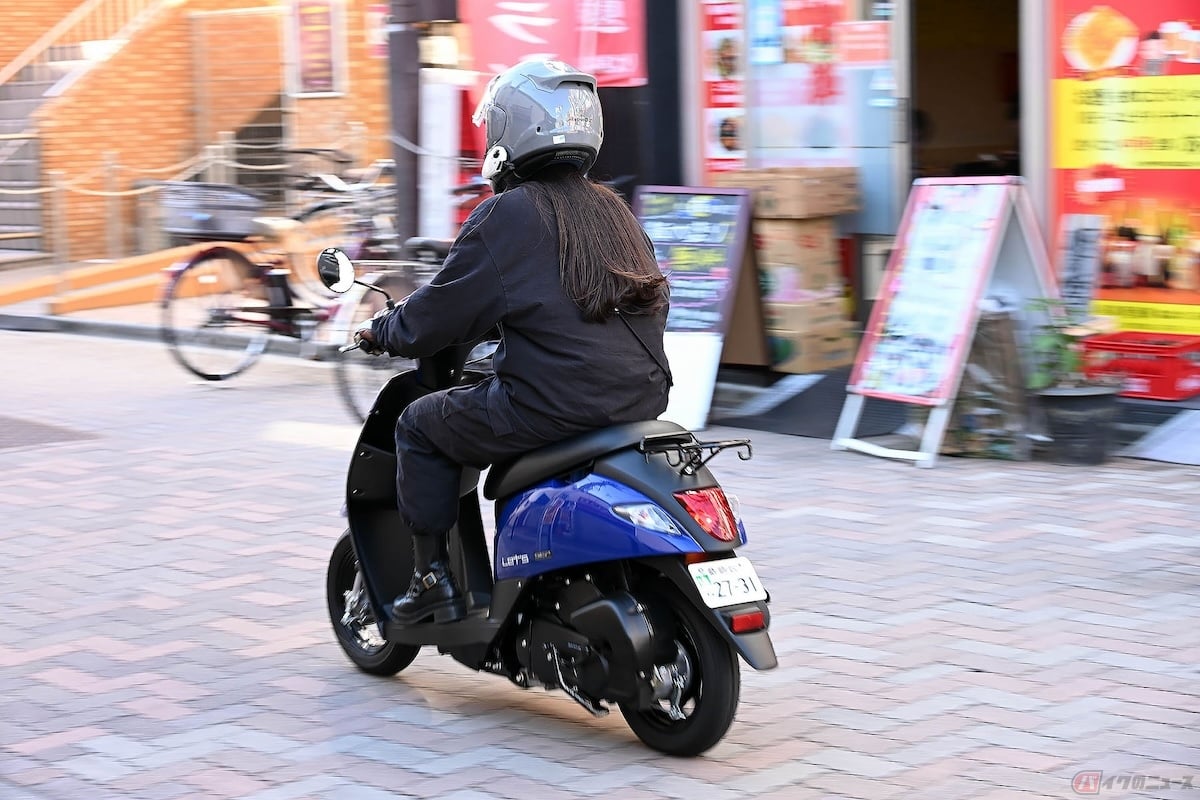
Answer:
[{"left": 638, "top": 432, "right": 752, "bottom": 476}]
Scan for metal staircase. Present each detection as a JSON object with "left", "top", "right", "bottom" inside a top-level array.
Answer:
[{"left": 0, "top": 0, "right": 168, "bottom": 258}]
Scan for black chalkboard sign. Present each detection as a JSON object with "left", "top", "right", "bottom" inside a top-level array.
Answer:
[
  {"left": 633, "top": 186, "right": 753, "bottom": 334},
  {"left": 1056, "top": 214, "right": 1104, "bottom": 317}
]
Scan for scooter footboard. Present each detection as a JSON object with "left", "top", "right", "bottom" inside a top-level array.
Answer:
[{"left": 634, "top": 556, "right": 778, "bottom": 671}]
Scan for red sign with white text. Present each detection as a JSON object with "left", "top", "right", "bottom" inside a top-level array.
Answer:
[{"left": 460, "top": 0, "right": 647, "bottom": 88}]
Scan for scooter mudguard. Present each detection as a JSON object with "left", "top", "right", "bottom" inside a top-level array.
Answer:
[{"left": 638, "top": 555, "right": 778, "bottom": 671}]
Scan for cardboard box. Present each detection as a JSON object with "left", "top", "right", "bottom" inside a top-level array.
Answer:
[
  {"left": 764, "top": 297, "right": 847, "bottom": 332},
  {"left": 769, "top": 320, "right": 859, "bottom": 374},
  {"left": 760, "top": 262, "right": 844, "bottom": 301},
  {"left": 752, "top": 217, "right": 838, "bottom": 268},
  {"left": 713, "top": 167, "right": 859, "bottom": 219}
]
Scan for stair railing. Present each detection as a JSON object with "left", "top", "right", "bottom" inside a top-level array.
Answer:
[{"left": 0, "top": 0, "right": 169, "bottom": 94}]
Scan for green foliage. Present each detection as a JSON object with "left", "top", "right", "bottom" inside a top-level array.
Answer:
[{"left": 1026, "top": 297, "right": 1103, "bottom": 390}]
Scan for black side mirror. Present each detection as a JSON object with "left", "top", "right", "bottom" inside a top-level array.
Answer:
[{"left": 318, "top": 248, "right": 356, "bottom": 293}]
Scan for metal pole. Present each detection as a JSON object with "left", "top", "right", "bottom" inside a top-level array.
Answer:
[
  {"left": 50, "top": 170, "right": 69, "bottom": 279},
  {"left": 1020, "top": 0, "right": 1050, "bottom": 236},
  {"left": 105, "top": 151, "right": 120, "bottom": 259},
  {"left": 219, "top": 131, "right": 236, "bottom": 187},
  {"left": 389, "top": 0, "right": 421, "bottom": 242},
  {"left": 349, "top": 121, "right": 367, "bottom": 167}
]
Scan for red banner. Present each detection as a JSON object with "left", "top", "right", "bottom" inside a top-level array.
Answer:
[
  {"left": 1049, "top": 1, "right": 1200, "bottom": 333},
  {"left": 700, "top": 0, "right": 745, "bottom": 177},
  {"left": 460, "top": 0, "right": 647, "bottom": 88}
]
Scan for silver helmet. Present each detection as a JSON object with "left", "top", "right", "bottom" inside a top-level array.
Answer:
[{"left": 471, "top": 59, "right": 603, "bottom": 189}]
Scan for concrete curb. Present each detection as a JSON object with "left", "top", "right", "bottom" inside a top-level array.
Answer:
[
  {"left": 0, "top": 311, "right": 159, "bottom": 341},
  {"left": 0, "top": 310, "right": 315, "bottom": 358}
]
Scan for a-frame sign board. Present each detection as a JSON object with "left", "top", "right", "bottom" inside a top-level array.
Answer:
[
  {"left": 831, "top": 177, "right": 1056, "bottom": 467},
  {"left": 633, "top": 186, "right": 768, "bottom": 430}
]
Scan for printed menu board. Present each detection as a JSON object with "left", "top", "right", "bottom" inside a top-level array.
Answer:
[
  {"left": 849, "top": 181, "right": 1010, "bottom": 404},
  {"left": 634, "top": 187, "right": 753, "bottom": 335}
]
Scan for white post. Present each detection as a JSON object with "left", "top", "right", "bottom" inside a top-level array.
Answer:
[
  {"left": 105, "top": 151, "right": 120, "bottom": 259},
  {"left": 218, "top": 132, "right": 236, "bottom": 185},
  {"left": 50, "top": 170, "right": 69, "bottom": 284},
  {"left": 1020, "top": 0, "right": 1050, "bottom": 236}
]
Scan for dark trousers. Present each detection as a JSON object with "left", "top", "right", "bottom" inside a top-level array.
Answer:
[{"left": 394, "top": 380, "right": 570, "bottom": 537}]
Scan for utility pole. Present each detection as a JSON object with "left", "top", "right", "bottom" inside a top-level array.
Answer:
[
  {"left": 388, "top": 0, "right": 421, "bottom": 243},
  {"left": 387, "top": 1, "right": 457, "bottom": 241}
]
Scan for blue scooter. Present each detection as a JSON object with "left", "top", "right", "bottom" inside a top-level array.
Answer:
[{"left": 318, "top": 248, "right": 777, "bottom": 757}]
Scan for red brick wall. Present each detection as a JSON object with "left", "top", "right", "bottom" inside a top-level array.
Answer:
[
  {"left": 1, "top": 0, "right": 82, "bottom": 69},
  {"left": 33, "top": 0, "right": 390, "bottom": 261}
]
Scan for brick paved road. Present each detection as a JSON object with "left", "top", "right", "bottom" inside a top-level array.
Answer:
[{"left": 2, "top": 330, "right": 1198, "bottom": 800}]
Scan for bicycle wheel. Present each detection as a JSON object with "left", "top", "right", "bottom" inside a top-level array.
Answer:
[
  {"left": 295, "top": 199, "right": 359, "bottom": 254},
  {"left": 334, "top": 270, "right": 420, "bottom": 422},
  {"left": 161, "top": 246, "right": 271, "bottom": 380}
]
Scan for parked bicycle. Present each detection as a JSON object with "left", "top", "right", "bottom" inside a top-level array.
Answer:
[
  {"left": 159, "top": 167, "right": 492, "bottom": 423},
  {"left": 158, "top": 171, "right": 421, "bottom": 423},
  {"left": 284, "top": 149, "right": 400, "bottom": 260}
]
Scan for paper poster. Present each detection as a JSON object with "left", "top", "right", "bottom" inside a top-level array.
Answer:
[
  {"left": 850, "top": 180, "right": 1010, "bottom": 403},
  {"left": 701, "top": 0, "right": 746, "bottom": 177},
  {"left": 1050, "top": 0, "right": 1200, "bottom": 333},
  {"left": 751, "top": 0, "right": 854, "bottom": 167},
  {"left": 365, "top": 3, "right": 388, "bottom": 59},
  {"left": 294, "top": 0, "right": 342, "bottom": 95}
]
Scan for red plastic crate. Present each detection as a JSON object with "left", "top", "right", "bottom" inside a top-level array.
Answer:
[{"left": 1082, "top": 332, "right": 1200, "bottom": 401}]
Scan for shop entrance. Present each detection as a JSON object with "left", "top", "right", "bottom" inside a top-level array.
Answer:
[{"left": 909, "top": 0, "right": 1021, "bottom": 181}]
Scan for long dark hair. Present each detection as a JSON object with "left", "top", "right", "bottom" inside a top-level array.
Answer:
[{"left": 524, "top": 165, "right": 668, "bottom": 322}]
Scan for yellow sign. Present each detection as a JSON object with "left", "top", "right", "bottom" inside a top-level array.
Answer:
[
  {"left": 1053, "top": 76, "right": 1200, "bottom": 170},
  {"left": 1091, "top": 300, "right": 1200, "bottom": 334}
]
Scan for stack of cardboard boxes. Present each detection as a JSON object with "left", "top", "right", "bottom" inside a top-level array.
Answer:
[{"left": 714, "top": 167, "right": 860, "bottom": 374}]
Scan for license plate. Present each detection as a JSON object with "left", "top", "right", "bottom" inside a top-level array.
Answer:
[{"left": 688, "top": 557, "right": 768, "bottom": 609}]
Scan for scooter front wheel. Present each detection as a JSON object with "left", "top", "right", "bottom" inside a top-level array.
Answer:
[
  {"left": 619, "top": 582, "right": 741, "bottom": 757},
  {"left": 327, "top": 530, "right": 420, "bottom": 675}
]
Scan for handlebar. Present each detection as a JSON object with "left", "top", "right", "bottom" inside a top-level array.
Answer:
[{"left": 289, "top": 158, "right": 395, "bottom": 194}]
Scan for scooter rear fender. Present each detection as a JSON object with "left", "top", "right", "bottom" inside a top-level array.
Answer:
[{"left": 635, "top": 555, "right": 778, "bottom": 671}]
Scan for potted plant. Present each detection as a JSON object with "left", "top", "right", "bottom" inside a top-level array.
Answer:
[{"left": 1027, "top": 298, "right": 1122, "bottom": 465}]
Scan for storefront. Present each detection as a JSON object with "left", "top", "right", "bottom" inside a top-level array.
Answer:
[
  {"left": 682, "top": 0, "right": 1199, "bottom": 336},
  {"left": 1048, "top": 1, "right": 1200, "bottom": 335}
]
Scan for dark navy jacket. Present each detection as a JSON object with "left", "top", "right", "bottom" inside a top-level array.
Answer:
[{"left": 371, "top": 184, "right": 672, "bottom": 437}]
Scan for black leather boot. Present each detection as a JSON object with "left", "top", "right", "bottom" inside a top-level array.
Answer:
[{"left": 391, "top": 533, "right": 466, "bottom": 625}]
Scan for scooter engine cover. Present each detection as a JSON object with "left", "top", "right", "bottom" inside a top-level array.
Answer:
[{"left": 568, "top": 591, "right": 656, "bottom": 701}]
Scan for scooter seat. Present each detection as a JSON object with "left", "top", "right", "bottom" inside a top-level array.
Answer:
[{"left": 483, "top": 419, "right": 689, "bottom": 500}]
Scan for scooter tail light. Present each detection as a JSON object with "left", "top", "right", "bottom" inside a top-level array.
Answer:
[
  {"left": 673, "top": 487, "right": 738, "bottom": 542},
  {"left": 728, "top": 609, "right": 766, "bottom": 633}
]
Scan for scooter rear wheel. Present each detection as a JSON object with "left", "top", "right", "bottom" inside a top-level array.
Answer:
[
  {"left": 327, "top": 530, "right": 420, "bottom": 675},
  {"left": 619, "top": 583, "right": 741, "bottom": 757}
]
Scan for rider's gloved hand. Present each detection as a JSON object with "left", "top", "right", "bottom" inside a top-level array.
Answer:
[{"left": 354, "top": 327, "right": 387, "bottom": 356}]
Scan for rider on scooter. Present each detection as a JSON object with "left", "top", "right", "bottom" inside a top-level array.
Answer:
[{"left": 354, "top": 59, "right": 673, "bottom": 626}]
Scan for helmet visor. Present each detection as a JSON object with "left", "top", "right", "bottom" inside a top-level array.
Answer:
[{"left": 471, "top": 75, "right": 501, "bottom": 128}]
